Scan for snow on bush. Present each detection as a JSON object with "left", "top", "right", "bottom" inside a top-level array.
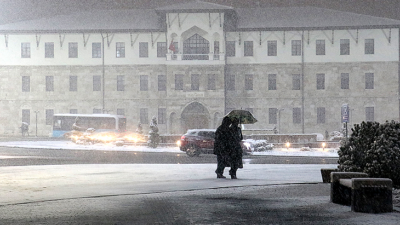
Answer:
[{"left": 338, "top": 121, "right": 400, "bottom": 187}]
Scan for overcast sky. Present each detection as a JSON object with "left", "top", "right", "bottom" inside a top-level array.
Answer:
[{"left": 0, "top": 0, "right": 399, "bottom": 25}]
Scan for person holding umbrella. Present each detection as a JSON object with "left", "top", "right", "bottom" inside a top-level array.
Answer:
[
  {"left": 213, "top": 116, "right": 234, "bottom": 179},
  {"left": 228, "top": 117, "right": 243, "bottom": 179}
]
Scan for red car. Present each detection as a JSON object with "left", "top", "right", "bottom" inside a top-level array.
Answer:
[{"left": 178, "top": 129, "right": 251, "bottom": 157}]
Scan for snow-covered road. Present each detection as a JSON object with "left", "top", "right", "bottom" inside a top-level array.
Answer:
[{"left": 0, "top": 140, "right": 339, "bottom": 157}]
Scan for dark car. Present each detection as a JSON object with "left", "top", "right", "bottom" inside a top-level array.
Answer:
[{"left": 178, "top": 129, "right": 251, "bottom": 157}]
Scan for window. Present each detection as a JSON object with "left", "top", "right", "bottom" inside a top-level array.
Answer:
[
  {"left": 226, "top": 41, "right": 235, "bottom": 57},
  {"left": 140, "top": 108, "right": 148, "bottom": 124},
  {"left": 69, "top": 42, "right": 78, "bottom": 58},
  {"left": 69, "top": 76, "right": 77, "bottom": 92},
  {"left": 291, "top": 40, "right": 301, "bottom": 56},
  {"left": 93, "top": 75, "right": 101, "bottom": 91},
  {"left": 365, "top": 73, "right": 374, "bottom": 89},
  {"left": 316, "top": 40, "right": 325, "bottom": 55},
  {"left": 22, "top": 76, "right": 30, "bottom": 92},
  {"left": 93, "top": 109, "right": 102, "bottom": 114},
  {"left": 245, "top": 74, "right": 253, "bottom": 90},
  {"left": 191, "top": 74, "right": 200, "bottom": 90},
  {"left": 158, "top": 75, "right": 166, "bottom": 91},
  {"left": 70, "top": 109, "right": 78, "bottom": 114},
  {"left": 45, "top": 42, "right": 54, "bottom": 58},
  {"left": 365, "top": 39, "right": 374, "bottom": 54},
  {"left": 116, "top": 42, "right": 125, "bottom": 58},
  {"left": 244, "top": 41, "right": 253, "bottom": 56},
  {"left": 157, "top": 42, "right": 167, "bottom": 57},
  {"left": 92, "top": 42, "right": 101, "bottom": 58},
  {"left": 22, "top": 109, "right": 30, "bottom": 124},
  {"left": 46, "top": 109, "right": 54, "bottom": 125},
  {"left": 140, "top": 75, "right": 148, "bottom": 91},
  {"left": 183, "top": 34, "right": 209, "bottom": 60},
  {"left": 268, "top": 74, "right": 277, "bottom": 90},
  {"left": 366, "top": 107, "right": 374, "bottom": 122},
  {"left": 341, "top": 73, "right": 349, "bottom": 89},
  {"left": 292, "top": 74, "right": 301, "bottom": 90},
  {"left": 316, "top": 73, "right": 325, "bottom": 90},
  {"left": 293, "top": 108, "right": 301, "bottom": 124},
  {"left": 340, "top": 39, "right": 350, "bottom": 55},
  {"left": 175, "top": 74, "right": 183, "bottom": 90},
  {"left": 21, "top": 43, "right": 30, "bottom": 58},
  {"left": 139, "top": 42, "right": 148, "bottom": 58},
  {"left": 208, "top": 74, "right": 216, "bottom": 90},
  {"left": 117, "top": 108, "right": 125, "bottom": 116},
  {"left": 158, "top": 108, "right": 166, "bottom": 124},
  {"left": 46, "top": 76, "right": 54, "bottom": 92},
  {"left": 214, "top": 41, "right": 219, "bottom": 54},
  {"left": 317, "top": 107, "right": 325, "bottom": 124},
  {"left": 226, "top": 74, "right": 235, "bottom": 91},
  {"left": 117, "top": 75, "right": 124, "bottom": 91},
  {"left": 269, "top": 108, "right": 277, "bottom": 124},
  {"left": 267, "top": 40, "right": 277, "bottom": 56}
]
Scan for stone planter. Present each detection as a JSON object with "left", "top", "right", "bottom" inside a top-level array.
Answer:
[{"left": 321, "top": 168, "right": 338, "bottom": 183}]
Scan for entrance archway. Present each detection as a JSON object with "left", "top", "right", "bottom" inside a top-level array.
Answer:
[{"left": 181, "top": 102, "right": 210, "bottom": 132}]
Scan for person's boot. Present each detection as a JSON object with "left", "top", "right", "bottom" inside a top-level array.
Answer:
[
  {"left": 229, "top": 170, "right": 237, "bottom": 179},
  {"left": 216, "top": 170, "right": 226, "bottom": 178},
  {"left": 217, "top": 173, "right": 226, "bottom": 178}
]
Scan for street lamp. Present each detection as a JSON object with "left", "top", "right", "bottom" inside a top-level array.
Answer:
[
  {"left": 34, "top": 111, "right": 39, "bottom": 137},
  {"left": 278, "top": 108, "right": 285, "bottom": 134}
]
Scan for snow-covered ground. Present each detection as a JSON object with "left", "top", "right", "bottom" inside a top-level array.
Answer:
[{"left": 0, "top": 140, "right": 339, "bottom": 157}]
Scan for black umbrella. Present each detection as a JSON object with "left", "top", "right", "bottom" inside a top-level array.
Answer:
[{"left": 225, "top": 110, "right": 258, "bottom": 124}]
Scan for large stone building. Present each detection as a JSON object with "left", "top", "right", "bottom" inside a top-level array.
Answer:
[{"left": 0, "top": 1, "right": 399, "bottom": 136}]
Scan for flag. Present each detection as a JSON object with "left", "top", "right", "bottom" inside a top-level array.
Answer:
[{"left": 169, "top": 40, "right": 175, "bottom": 53}]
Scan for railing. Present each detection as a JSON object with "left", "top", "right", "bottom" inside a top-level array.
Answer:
[
  {"left": 166, "top": 53, "right": 225, "bottom": 61},
  {"left": 182, "top": 54, "right": 209, "bottom": 60}
]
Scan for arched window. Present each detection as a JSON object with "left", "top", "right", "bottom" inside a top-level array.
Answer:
[{"left": 183, "top": 34, "right": 209, "bottom": 60}]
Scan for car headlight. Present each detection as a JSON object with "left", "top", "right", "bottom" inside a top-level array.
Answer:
[
  {"left": 177, "top": 140, "right": 181, "bottom": 147},
  {"left": 243, "top": 142, "right": 251, "bottom": 149}
]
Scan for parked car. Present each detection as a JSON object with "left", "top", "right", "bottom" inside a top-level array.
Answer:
[{"left": 177, "top": 129, "right": 252, "bottom": 157}]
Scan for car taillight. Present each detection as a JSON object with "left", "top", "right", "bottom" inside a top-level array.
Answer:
[{"left": 181, "top": 135, "right": 186, "bottom": 140}]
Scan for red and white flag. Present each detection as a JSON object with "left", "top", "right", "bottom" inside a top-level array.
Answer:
[{"left": 169, "top": 40, "right": 175, "bottom": 53}]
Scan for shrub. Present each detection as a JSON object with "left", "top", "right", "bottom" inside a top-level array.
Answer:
[{"left": 338, "top": 121, "right": 400, "bottom": 187}]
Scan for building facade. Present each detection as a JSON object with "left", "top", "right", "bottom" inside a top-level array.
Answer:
[{"left": 0, "top": 1, "right": 399, "bottom": 136}]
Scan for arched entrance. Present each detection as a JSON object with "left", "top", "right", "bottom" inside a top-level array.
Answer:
[{"left": 181, "top": 102, "right": 210, "bottom": 131}]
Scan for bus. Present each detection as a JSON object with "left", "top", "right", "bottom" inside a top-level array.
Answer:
[{"left": 52, "top": 114, "right": 126, "bottom": 138}]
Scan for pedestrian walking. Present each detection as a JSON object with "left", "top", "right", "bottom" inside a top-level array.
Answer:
[
  {"left": 20, "top": 122, "right": 29, "bottom": 137},
  {"left": 228, "top": 117, "right": 243, "bottom": 179},
  {"left": 213, "top": 116, "right": 232, "bottom": 178},
  {"left": 214, "top": 116, "right": 244, "bottom": 179}
]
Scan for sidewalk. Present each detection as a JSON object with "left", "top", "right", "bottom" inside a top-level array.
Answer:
[{"left": 0, "top": 164, "right": 399, "bottom": 224}]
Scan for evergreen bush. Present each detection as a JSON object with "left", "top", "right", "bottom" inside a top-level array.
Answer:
[{"left": 337, "top": 121, "right": 400, "bottom": 186}]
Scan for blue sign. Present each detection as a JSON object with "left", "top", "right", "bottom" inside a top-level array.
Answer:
[{"left": 341, "top": 104, "right": 349, "bottom": 123}]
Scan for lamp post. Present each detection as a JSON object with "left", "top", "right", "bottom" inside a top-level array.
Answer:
[
  {"left": 34, "top": 111, "right": 39, "bottom": 137},
  {"left": 278, "top": 108, "right": 285, "bottom": 134}
]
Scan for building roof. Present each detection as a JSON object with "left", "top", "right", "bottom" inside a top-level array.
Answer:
[
  {"left": 0, "top": 9, "right": 162, "bottom": 33},
  {"left": 235, "top": 7, "right": 400, "bottom": 31},
  {"left": 0, "top": 2, "right": 399, "bottom": 33},
  {"left": 155, "top": 0, "right": 233, "bottom": 12}
]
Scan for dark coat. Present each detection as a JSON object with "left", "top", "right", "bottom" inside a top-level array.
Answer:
[
  {"left": 213, "top": 123, "right": 243, "bottom": 168},
  {"left": 213, "top": 124, "right": 233, "bottom": 155},
  {"left": 229, "top": 126, "right": 243, "bottom": 168}
]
